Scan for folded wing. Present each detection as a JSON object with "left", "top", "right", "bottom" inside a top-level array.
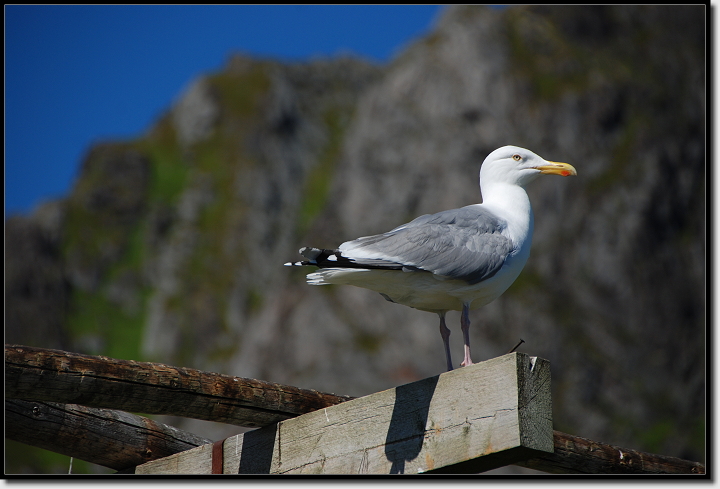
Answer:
[{"left": 337, "top": 205, "right": 515, "bottom": 285}]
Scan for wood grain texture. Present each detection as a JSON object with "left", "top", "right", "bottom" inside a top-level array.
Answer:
[
  {"left": 517, "top": 431, "right": 706, "bottom": 475},
  {"left": 5, "top": 344, "right": 353, "bottom": 428},
  {"left": 5, "top": 399, "right": 212, "bottom": 470},
  {"left": 136, "top": 353, "right": 554, "bottom": 474}
]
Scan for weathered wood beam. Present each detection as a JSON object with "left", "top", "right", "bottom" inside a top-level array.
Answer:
[
  {"left": 5, "top": 344, "right": 353, "bottom": 428},
  {"left": 516, "top": 431, "right": 706, "bottom": 475},
  {"left": 5, "top": 399, "right": 212, "bottom": 471},
  {"left": 135, "top": 353, "right": 553, "bottom": 474}
]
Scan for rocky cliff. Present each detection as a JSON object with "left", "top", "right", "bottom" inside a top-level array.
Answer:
[{"left": 6, "top": 5, "right": 705, "bottom": 473}]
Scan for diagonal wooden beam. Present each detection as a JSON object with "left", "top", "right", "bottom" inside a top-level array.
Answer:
[
  {"left": 517, "top": 431, "right": 706, "bottom": 475},
  {"left": 6, "top": 399, "right": 212, "bottom": 471},
  {"left": 5, "top": 344, "right": 353, "bottom": 428}
]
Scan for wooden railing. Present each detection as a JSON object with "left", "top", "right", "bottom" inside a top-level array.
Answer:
[{"left": 5, "top": 345, "right": 706, "bottom": 475}]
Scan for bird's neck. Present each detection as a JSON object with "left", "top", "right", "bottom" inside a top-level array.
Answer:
[{"left": 480, "top": 183, "right": 534, "bottom": 245}]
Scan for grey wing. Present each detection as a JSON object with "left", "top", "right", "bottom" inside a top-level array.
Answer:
[{"left": 339, "top": 206, "right": 515, "bottom": 284}]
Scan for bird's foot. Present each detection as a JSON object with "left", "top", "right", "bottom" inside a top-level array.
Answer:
[{"left": 460, "top": 340, "right": 473, "bottom": 367}]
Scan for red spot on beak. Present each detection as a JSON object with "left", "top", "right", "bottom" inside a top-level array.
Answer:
[{"left": 560, "top": 170, "right": 570, "bottom": 177}]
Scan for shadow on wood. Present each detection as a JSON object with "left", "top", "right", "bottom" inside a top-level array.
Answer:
[
  {"left": 238, "top": 424, "right": 276, "bottom": 474},
  {"left": 384, "top": 376, "right": 438, "bottom": 474}
]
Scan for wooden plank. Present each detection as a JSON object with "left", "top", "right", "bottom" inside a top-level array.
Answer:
[
  {"left": 516, "top": 431, "right": 706, "bottom": 475},
  {"left": 5, "top": 399, "right": 212, "bottom": 471},
  {"left": 136, "top": 352, "right": 553, "bottom": 474},
  {"left": 5, "top": 344, "right": 353, "bottom": 428}
]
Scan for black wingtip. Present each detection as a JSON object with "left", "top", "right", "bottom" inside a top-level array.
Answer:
[
  {"left": 287, "top": 247, "right": 407, "bottom": 271},
  {"left": 285, "top": 247, "right": 338, "bottom": 268}
]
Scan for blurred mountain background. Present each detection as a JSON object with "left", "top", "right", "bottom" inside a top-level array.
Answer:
[{"left": 5, "top": 5, "right": 705, "bottom": 474}]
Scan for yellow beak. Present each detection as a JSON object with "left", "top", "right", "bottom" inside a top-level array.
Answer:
[{"left": 534, "top": 161, "right": 577, "bottom": 177}]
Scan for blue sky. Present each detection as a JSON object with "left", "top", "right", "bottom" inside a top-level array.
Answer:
[{"left": 5, "top": 5, "right": 443, "bottom": 216}]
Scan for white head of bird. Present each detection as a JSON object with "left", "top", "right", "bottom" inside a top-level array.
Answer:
[{"left": 479, "top": 145, "right": 577, "bottom": 191}]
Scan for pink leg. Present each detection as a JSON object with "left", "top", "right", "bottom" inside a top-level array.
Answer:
[
  {"left": 460, "top": 302, "right": 474, "bottom": 367},
  {"left": 438, "top": 312, "right": 453, "bottom": 371}
]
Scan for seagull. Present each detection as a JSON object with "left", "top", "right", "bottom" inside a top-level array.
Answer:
[{"left": 285, "top": 146, "right": 576, "bottom": 371}]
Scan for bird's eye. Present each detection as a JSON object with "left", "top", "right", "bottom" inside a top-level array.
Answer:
[{"left": 512, "top": 154, "right": 522, "bottom": 161}]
